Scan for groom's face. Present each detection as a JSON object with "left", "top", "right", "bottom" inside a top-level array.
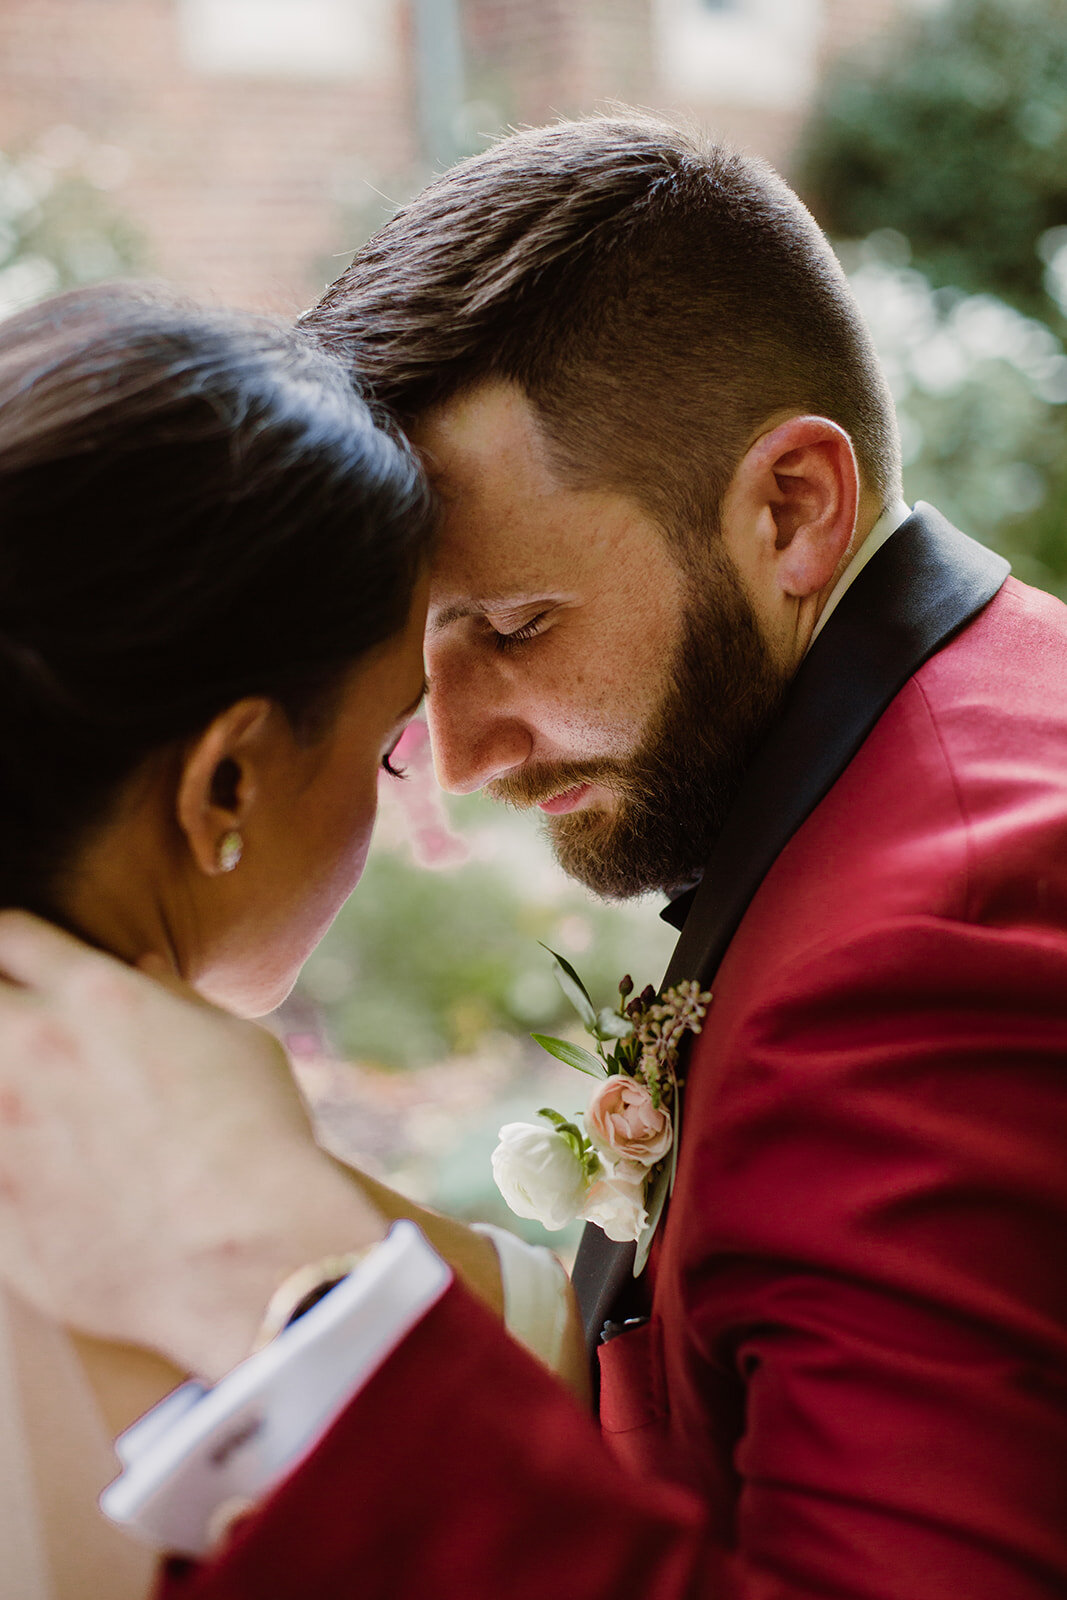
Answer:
[{"left": 417, "top": 382, "right": 787, "bottom": 897}]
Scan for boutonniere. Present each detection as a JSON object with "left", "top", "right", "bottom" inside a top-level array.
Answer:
[{"left": 491, "top": 949, "right": 712, "bottom": 1273}]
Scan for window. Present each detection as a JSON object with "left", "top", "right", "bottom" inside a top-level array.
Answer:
[
  {"left": 654, "top": 0, "right": 823, "bottom": 109},
  {"left": 179, "top": 0, "right": 394, "bottom": 80}
]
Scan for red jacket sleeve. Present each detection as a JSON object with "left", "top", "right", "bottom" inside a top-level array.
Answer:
[{"left": 157, "top": 1279, "right": 716, "bottom": 1600}]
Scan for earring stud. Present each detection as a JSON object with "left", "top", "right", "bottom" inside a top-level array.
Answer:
[{"left": 217, "top": 828, "right": 243, "bottom": 873}]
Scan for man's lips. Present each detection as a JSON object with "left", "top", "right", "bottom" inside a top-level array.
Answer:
[{"left": 538, "top": 782, "right": 593, "bottom": 815}]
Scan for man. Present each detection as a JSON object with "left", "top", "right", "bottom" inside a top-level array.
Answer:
[{"left": 1, "top": 114, "right": 1066, "bottom": 1597}]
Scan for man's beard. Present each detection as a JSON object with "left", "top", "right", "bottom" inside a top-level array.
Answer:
[{"left": 487, "top": 546, "right": 790, "bottom": 899}]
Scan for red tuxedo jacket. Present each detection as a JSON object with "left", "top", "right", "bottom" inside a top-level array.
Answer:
[{"left": 161, "top": 510, "right": 1067, "bottom": 1599}]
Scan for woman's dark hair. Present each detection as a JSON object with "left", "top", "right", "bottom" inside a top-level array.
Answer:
[{"left": 0, "top": 281, "right": 434, "bottom": 916}]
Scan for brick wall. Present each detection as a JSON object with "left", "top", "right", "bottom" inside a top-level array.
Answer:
[
  {"left": 0, "top": 0, "right": 913, "bottom": 312},
  {"left": 0, "top": 0, "right": 416, "bottom": 312}
]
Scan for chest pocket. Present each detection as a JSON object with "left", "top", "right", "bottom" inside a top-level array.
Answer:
[{"left": 598, "top": 1314, "right": 668, "bottom": 1435}]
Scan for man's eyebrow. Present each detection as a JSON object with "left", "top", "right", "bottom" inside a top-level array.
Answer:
[{"left": 429, "top": 602, "right": 480, "bottom": 632}]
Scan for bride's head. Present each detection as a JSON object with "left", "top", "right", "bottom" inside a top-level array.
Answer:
[{"left": 0, "top": 283, "right": 433, "bottom": 1015}]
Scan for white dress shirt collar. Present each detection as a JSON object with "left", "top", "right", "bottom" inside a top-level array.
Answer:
[{"left": 808, "top": 498, "right": 912, "bottom": 650}]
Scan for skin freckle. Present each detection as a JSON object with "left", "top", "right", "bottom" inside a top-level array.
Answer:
[
  {"left": 0, "top": 1089, "right": 27, "bottom": 1125},
  {"left": 23, "top": 1017, "right": 89, "bottom": 1070}
]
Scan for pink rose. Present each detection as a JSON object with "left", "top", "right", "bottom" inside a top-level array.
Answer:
[{"left": 585, "top": 1075, "right": 672, "bottom": 1175}]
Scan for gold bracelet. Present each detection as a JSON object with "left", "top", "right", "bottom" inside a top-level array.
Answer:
[{"left": 252, "top": 1246, "right": 378, "bottom": 1351}]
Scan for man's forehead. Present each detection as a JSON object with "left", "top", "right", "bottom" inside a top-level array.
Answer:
[
  {"left": 418, "top": 380, "right": 662, "bottom": 621},
  {"left": 413, "top": 379, "right": 553, "bottom": 476},
  {"left": 426, "top": 492, "right": 580, "bottom": 619}
]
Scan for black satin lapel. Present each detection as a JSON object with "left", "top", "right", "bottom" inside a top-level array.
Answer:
[
  {"left": 572, "top": 1226, "right": 636, "bottom": 1355},
  {"left": 662, "top": 504, "right": 1008, "bottom": 990},
  {"left": 578, "top": 505, "right": 1008, "bottom": 1350}
]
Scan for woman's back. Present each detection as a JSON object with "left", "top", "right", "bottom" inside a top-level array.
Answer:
[{"left": 0, "top": 1285, "right": 157, "bottom": 1597}]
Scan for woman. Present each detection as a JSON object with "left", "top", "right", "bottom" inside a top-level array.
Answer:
[
  {"left": 0, "top": 282, "right": 431, "bottom": 1001},
  {"left": 0, "top": 283, "right": 578, "bottom": 1598}
]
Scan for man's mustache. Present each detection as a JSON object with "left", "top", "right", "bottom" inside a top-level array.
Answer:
[{"left": 486, "top": 757, "right": 641, "bottom": 810}]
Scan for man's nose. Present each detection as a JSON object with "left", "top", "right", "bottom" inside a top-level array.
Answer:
[{"left": 425, "top": 662, "right": 534, "bottom": 795}]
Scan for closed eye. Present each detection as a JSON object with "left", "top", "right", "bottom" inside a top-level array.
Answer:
[
  {"left": 492, "top": 611, "right": 548, "bottom": 652},
  {"left": 380, "top": 681, "right": 427, "bottom": 778},
  {"left": 381, "top": 736, "right": 407, "bottom": 779}
]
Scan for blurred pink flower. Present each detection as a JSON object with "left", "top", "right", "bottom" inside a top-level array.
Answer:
[{"left": 381, "top": 720, "right": 470, "bottom": 869}]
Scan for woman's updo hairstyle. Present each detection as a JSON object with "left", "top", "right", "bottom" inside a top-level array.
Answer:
[{"left": 0, "top": 282, "right": 434, "bottom": 916}]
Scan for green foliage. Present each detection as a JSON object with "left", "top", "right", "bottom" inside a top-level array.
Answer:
[
  {"left": 797, "top": 0, "right": 1067, "bottom": 593},
  {"left": 799, "top": 0, "right": 1067, "bottom": 326},
  {"left": 0, "top": 134, "right": 142, "bottom": 318},
  {"left": 298, "top": 796, "right": 676, "bottom": 1071}
]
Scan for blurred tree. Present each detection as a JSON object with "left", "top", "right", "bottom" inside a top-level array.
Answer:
[
  {"left": 797, "top": 0, "right": 1067, "bottom": 592},
  {"left": 799, "top": 0, "right": 1067, "bottom": 328},
  {"left": 300, "top": 791, "right": 676, "bottom": 1070},
  {"left": 0, "top": 128, "right": 142, "bottom": 319}
]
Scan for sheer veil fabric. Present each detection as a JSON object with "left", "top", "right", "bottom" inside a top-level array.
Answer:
[{"left": 0, "top": 1284, "right": 156, "bottom": 1598}]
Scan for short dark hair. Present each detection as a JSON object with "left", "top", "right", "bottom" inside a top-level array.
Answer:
[
  {"left": 302, "top": 112, "right": 901, "bottom": 546},
  {"left": 0, "top": 281, "right": 434, "bottom": 916}
]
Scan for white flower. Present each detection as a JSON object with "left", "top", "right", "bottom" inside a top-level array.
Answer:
[
  {"left": 580, "top": 1174, "right": 649, "bottom": 1243},
  {"left": 491, "top": 1121, "right": 592, "bottom": 1231}
]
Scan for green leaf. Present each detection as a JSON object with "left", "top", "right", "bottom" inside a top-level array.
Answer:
[
  {"left": 530, "top": 1033, "right": 607, "bottom": 1078},
  {"left": 535, "top": 1112, "right": 598, "bottom": 1168},
  {"left": 668, "top": 1079, "right": 682, "bottom": 1197},
  {"left": 540, "top": 944, "right": 597, "bottom": 1031},
  {"left": 634, "top": 1161, "right": 670, "bottom": 1277},
  {"left": 536, "top": 1106, "right": 568, "bottom": 1129},
  {"left": 634, "top": 1080, "right": 683, "bottom": 1276},
  {"left": 595, "top": 1007, "right": 633, "bottom": 1041}
]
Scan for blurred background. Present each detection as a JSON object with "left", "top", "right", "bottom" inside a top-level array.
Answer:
[{"left": 3, "top": 0, "right": 1066, "bottom": 1245}]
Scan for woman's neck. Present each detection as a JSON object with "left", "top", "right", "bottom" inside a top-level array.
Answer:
[
  {"left": 54, "top": 773, "right": 193, "bottom": 979},
  {"left": 42, "top": 784, "right": 200, "bottom": 1426}
]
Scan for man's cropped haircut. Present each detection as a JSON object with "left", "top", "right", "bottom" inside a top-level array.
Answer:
[{"left": 302, "top": 113, "right": 901, "bottom": 546}]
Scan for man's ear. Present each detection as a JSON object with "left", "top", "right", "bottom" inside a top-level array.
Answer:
[
  {"left": 176, "top": 699, "right": 273, "bottom": 877},
  {"left": 722, "top": 415, "right": 860, "bottom": 602}
]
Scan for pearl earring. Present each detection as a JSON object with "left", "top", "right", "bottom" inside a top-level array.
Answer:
[{"left": 217, "top": 829, "right": 243, "bottom": 873}]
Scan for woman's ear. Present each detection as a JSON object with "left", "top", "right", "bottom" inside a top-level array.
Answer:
[
  {"left": 175, "top": 699, "right": 273, "bottom": 877},
  {"left": 723, "top": 415, "right": 860, "bottom": 603}
]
